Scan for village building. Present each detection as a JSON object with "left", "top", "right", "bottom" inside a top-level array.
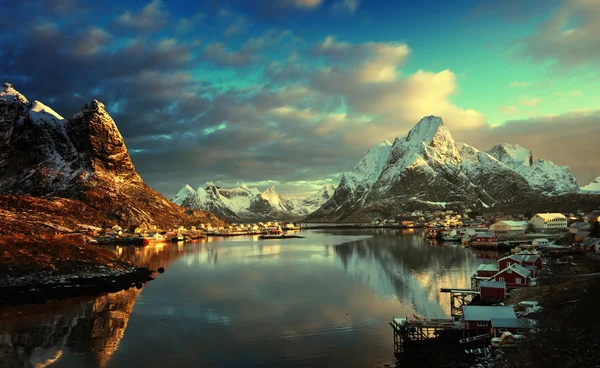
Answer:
[
  {"left": 474, "top": 232, "right": 497, "bottom": 243},
  {"left": 491, "top": 264, "right": 533, "bottom": 289},
  {"left": 479, "top": 280, "right": 506, "bottom": 302},
  {"left": 462, "top": 306, "right": 517, "bottom": 331},
  {"left": 476, "top": 264, "right": 500, "bottom": 278},
  {"left": 490, "top": 318, "right": 537, "bottom": 337},
  {"left": 529, "top": 213, "right": 567, "bottom": 232},
  {"left": 498, "top": 254, "right": 542, "bottom": 270},
  {"left": 489, "top": 221, "right": 529, "bottom": 238},
  {"left": 569, "top": 222, "right": 590, "bottom": 234},
  {"left": 532, "top": 238, "right": 549, "bottom": 246},
  {"left": 576, "top": 230, "right": 591, "bottom": 242}
]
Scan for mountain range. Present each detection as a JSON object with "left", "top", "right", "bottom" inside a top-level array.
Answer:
[
  {"left": 306, "top": 116, "right": 600, "bottom": 221},
  {"left": 0, "top": 82, "right": 222, "bottom": 233},
  {"left": 172, "top": 182, "right": 335, "bottom": 222}
]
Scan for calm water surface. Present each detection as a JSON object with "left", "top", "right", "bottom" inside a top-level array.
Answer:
[{"left": 0, "top": 229, "right": 498, "bottom": 368}]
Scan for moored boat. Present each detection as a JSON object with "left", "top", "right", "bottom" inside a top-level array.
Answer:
[{"left": 142, "top": 232, "right": 167, "bottom": 246}]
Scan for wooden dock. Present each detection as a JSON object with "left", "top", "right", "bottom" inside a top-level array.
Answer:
[{"left": 390, "top": 317, "right": 467, "bottom": 354}]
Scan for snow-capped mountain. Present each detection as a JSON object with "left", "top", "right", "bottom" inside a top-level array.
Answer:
[
  {"left": 172, "top": 182, "right": 335, "bottom": 222},
  {"left": 486, "top": 143, "right": 579, "bottom": 195},
  {"left": 0, "top": 82, "right": 222, "bottom": 228},
  {"left": 307, "top": 115, "right": 583, "bottom": 221},
  {"left": 581, "top": 177, "right": 600, "bottom": 194}
]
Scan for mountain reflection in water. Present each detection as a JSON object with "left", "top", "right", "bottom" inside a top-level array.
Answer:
[{"left": 0, "top": 229, "right": 497, "bottom": 368}]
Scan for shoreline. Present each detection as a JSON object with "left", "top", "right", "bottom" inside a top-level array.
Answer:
[{"left": 0, "top": 267, "right": 154, "bottom": 308}]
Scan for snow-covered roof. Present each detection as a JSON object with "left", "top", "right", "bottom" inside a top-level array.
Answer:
[
  {"left": 582, "top": 238, "right": 600, "bottom": 247},
  {"left": 534, "top": 213, "right": 567, "bottom": 220},
  {"left": 495, "top": 264, "right": 531, "bottom": 278},
  {"left": 477, "top": 264, "right": 499, "bottom": 271},
  {"left": 490, "top": 318, "right": 536, "bottom": 328},
  {"left": 499, "top": 254, "right": 540, "bottom": 263},
  {"left": 491, "top": 220, "right": 528, "bottom": 228},
  {"left": 463, "top": 306, "right": 516, "bottom": 321},
  {"left": 479, "top": 280, "right": 505, "bottom": 289}
]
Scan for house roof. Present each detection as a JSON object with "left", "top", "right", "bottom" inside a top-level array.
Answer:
[
  {"left": 490, "top": 318, "right": 536, "bottom": 329},
  {"left": 476, "top": 232, "right": 495, "bottom": 238},
  {"left": 581, "top": 238, "right": 600, "bottom": 247},
  {"left": 480, "top": 280, "right": 505, "bottom": 289},
  {"left": 496, "top": 264, "right": 531, "bottom": 278},
  {"left": 477, "top": 264, "right": 499, "bottom": 271},
  {"left": 534, "top": 213, "right": 567, "bottom": 220},
  {"left": 498, "top": 254, "right": 539, "bottom": 264},
  {"left": 576, "top": 231, "right": 591, "bottom": 237},
  {"left": 463, "top": 306, "right": 517, "bottom": 321},
  {"left": 491, "top": 221, "right": 529, "bottom": 228},
  {"left": 570, "top": 222, "right": 590, "bottom": 229}
]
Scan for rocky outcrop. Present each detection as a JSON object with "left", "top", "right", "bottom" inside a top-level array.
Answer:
[{"left": 0, "top": 83, "right": 223, "bottom": 230}]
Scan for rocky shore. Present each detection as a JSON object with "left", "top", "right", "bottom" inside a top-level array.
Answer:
[{"left": 0, "top": 234, "right": 154, "bottom": 307}]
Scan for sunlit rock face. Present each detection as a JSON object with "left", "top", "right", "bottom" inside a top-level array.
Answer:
[
  {"left": 0, "top": 288, "right": 141, "bottom": 368},
  {"left": 0, "top": 83, "right": 223, "bottom": 228},
  {"left": 307, "top": 115, "right": 581, "bottom": 221}
]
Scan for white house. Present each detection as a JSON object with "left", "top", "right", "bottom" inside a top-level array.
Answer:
[
  {"left": 530, "top": 213, "right": 567, "bottom": 232},
  {"left": 489, "top": 221, "right": 529, "bottom": 238},
  {"left": 569, "top": 222, "right": 590, "bottom": 234},
  {"left": 532, "top": 238, "right": 549, "bottom": 246}
]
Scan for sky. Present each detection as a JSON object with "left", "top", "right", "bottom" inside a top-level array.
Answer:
[{"left": 1, "top": 0, "right": 599, "bottom": 198}]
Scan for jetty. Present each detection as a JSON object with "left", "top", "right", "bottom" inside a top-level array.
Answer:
[{"left": 258, "top": 234, "right": 305, "bottom": 240}]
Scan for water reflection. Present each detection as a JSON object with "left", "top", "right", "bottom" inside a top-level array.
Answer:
[
  {"left": 0, "top": 229, "right": 497, "bottom": 368},
  {"left": 0, "top": 288, "right": 140, "bottom": 368}
]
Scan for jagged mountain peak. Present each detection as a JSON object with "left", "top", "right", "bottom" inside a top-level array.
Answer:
[
  {"left": 487, "top": 143, "right": 533, "bottom": 167},
  {"left": 406, "top": 115, "right": 447, "bottom": 143},
  {"left": 581, "top": 177, "right": 600, "bottom": 194},
  {"left": 1, "top": 82, "right": 29, "bottom": 104}
]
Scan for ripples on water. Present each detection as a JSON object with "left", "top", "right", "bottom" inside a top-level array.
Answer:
[{"left": 0, "top": 229, "right": 498, "bottom": 368}]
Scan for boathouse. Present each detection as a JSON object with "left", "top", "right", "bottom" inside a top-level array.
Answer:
[
  {"left": 479, "top": 280, "right": 506, "bottom": 302},
  {"left": 476, "top": 263, "right": 499, "bottom": 277},
  {"left": 475, "top": 232, "right": 497, "bottom": 243},
  {"left": 490, "top": 318, "right": 537, "bottom": 337},
  {"left": 462, "top": 306, "right": 517, "bottom": 331},
  {"left": 491, "top": 264, "right": 533, "bottom": 289}
]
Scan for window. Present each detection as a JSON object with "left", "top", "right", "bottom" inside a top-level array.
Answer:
[
  {"left": 499, "top": 328, "right": 507, "bottom": 333},
  {"left": 516, "top": 278, "right": 521, "bottom": 284},
  {"left": 477, "top": 321, "right": 488, "bottom": 327},
  {"left": 499, "top": 277, "right": 505, "bottom": 282},
  {"left": 507, "top": 269, "right": 512, "bottom": 274}
]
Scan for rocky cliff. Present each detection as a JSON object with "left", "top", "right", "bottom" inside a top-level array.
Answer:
[{"left": 0, "top": 83, "right": 223, "bottom": 232}]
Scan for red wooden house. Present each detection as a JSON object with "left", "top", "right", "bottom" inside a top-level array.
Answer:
[
  {"left": 476, "top": 263, "right": 499, "bottom": 278},
  {"left": 462, "top": 306, "right": 517, "bottom": 331},
  {"left": 498, "top": 254, "right": 541, "bottom": 278},
  {"left": 475, "top": 232, "right": 497, "bottom": 243},
  {"left": 490, "top": 318, "right": 537, "bottom": 337},
  {"left": 492, "top": 264, "right": 533, "bottom": 289},
  {"left": 479, "top": 280, "right": 506, "bottom": 302}
]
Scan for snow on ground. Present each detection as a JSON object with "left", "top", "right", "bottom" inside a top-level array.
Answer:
[{"left": 581, "top": 177, "right": 600, "bottom": 193}]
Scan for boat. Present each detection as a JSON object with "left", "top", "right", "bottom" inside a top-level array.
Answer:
[
  {"left": 142, "top": 232, "right": 167, "bottom": 246},
  {"left": 171, "top": 234, "right": 184, "bottom": 242},
  {"left": 258, "top": 234, "right": 305, "bottom": 240}
]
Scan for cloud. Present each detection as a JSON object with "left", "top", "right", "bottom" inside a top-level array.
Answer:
[
  {"left": 201, "top": 42, "right": 258, "bottom": 66},
  {"left": 516, "top": 0, "right": 600, "bottom": 68},
  {"left": 40, "top": 0, "right": 78, "bottom": 14},
  {"left": 518, "top": 97, "right": 542, "bottom": 107},
  {"left": 332, "top": 0, "right": 360, "bottom": 14},
  {"left": 468, "top": 0, "right": 562, "bottom": 23},
  {"left": 175, "top": 13, "right": 205, "bottom": 33},
  {"left": 224, "top": 16, "right": 249, "bottom": 37},
  {"left": 465, "top": 109, "right": 600, "bottom": 185},
  {"left": 557, "top": 90, "right": 583, "bottom": 97},
  {"left": 115, "top": 0, "right": 167, "bottom": 31},
  {"left": 508, "top": 81, "right": 530, "bottom": 88},
  {"left": 285, "top": 0, "right": 323, "bottom": 9},
  {"left": 499, "top": 105, "right": 521, "bottom": 115},
  {"left": 71, "top": 27, "right": 112, "bottom": 57}
]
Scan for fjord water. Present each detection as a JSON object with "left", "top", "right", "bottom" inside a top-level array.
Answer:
[{"left": 0, "top": 229, "right": 494, "bottom": 368}]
